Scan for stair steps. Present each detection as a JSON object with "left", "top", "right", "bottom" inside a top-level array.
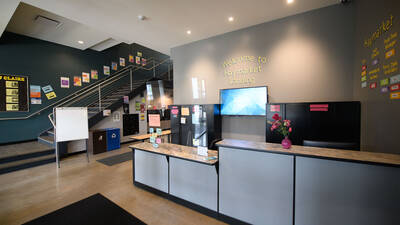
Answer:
[{"left": 0, "top": 141, "right": 55, "bottom": 175}]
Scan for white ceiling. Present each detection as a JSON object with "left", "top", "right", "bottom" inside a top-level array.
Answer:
[{"left": 2, "top": 0, "right": 340, "bottom": 55}]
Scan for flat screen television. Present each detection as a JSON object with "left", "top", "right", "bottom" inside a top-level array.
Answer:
[{"left": 220, "top": 86, "right": 268, "bottom": 116}]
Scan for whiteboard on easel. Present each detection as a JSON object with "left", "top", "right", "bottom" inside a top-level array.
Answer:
[{"left": 55, "top": 107, "right": 88, "bottom": 142}]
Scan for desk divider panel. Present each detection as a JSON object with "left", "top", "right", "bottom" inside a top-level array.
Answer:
[{"left": 219, "top": 147, "right": 294, "bottom": 225}]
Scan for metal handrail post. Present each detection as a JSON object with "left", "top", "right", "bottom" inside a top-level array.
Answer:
[
  {"left": 130, "top": 68, "right": 133, "bottom": 91},
  {"left": 98, "top": 85, "right": 101, "bottom": 112}
]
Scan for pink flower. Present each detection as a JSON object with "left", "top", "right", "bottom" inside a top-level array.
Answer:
[
  {"left": 289, "top": 127, "right": 292, "bottom": 133},
  {"left": 284, "top": 120, "right": 291, "bottom": 127},
  {"left": 272, "top": 113, "right": 281, "bottom": 121}
]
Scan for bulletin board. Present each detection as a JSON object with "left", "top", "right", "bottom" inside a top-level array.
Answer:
[
  {"left": 55, "top": 107, "right": 88, "bottom": 142},
  {"left": 0, "top": 74, "right": 29, "bottom": 112}
]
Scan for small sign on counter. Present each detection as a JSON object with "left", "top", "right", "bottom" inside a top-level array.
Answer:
[{"left": 197, "top": 146, "right": 208, "bottom": 156}]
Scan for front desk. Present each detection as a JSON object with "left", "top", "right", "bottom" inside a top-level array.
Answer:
[
  {"left": 131, "top": 142, "right": 218, "bottom": 214},
  {"left": 131, "top": 140, "right": 400, "bottom": 225}
]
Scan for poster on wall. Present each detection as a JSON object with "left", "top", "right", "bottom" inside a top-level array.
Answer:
[
  {"left": 129, "top": 55, "right": 134, "bottom": 63},
  {"left": 91, "top": 70, "right": 98, "bottom": 80},
  {"left": 45, "top": 91, "right": 57, "bottom": 100},
  {"left": 103, "top": 66, "right": 110, "bottom": 75},
  {"left": 136, "top": 56, "right": 140, "bottom": 64},
  {"left": 30, "top": 85, "right": 41, "bottom": 98},
  {"left": 60, "top": 77, "right": 70, "bottom": 88},
  {"left": 120, "top": 57, "right": 125, "bottom": 67},
  {"left": 82, "top": 72, "right": 90, "bottom": 83},
  {"left": 112, "top": 62, "right": 118, "bottom": 71},
  {"left": 42, "top": 85, "right": 53, "bottom": 93},
  {"left": 141, "top": 58, "right": 147, "bottom": 66},
  {"left": 135, "top": 101, "right": 140, "bottom": 111},
  {"left": 140, "top": 113, "right": 145, "bottom": 121},
  {"left": 137, "top": 52, "right": 142, "bottom": 57},
  {"left": 31, "top": 98, "right": 41, "bottom": 104},
  {"left": 74, "top": 76, "right": 82, "bottom": 86}
]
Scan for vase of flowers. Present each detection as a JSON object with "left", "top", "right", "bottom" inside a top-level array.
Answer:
[{"left": 269, "top": 113, "right": 293, "bottom": 149}]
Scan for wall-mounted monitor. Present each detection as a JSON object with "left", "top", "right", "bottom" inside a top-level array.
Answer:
[{"left": 220, "top": 86, "right": 268, "bottom": 116}]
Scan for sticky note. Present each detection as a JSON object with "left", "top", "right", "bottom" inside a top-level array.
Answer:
[
  {"left": 156, "top": 128, "right": 162, "bottom": 135},
  {"left": 385, "top": 49, "right": 395, "bottom": 59},
  {"left": 370, "top": 82, "right": 377, "bottom": 89},
  {"left": 370, "top": 75, "right": 378, "bottom": 80},
  {"left": 361, "top": 71, "right": 367, "bottom": 76},
  {"left": 156, "top": 138, "right": 162, "bottom": 144},
  {"left": 390, "top": 84, "right": 400, "bottom": 91},
  {"left": 361, "top": 82, "right": 367, "bottom": 88},
  {"left": 180, "top": 117, "right": 186, "bottom": 124},
  {"left": 361, "top": 76, "right": 367, "bottom": 82},
  {"left": 197, "top": 146, "right": 208, "bottom": 156},
  {"left": 380, "top": 78, "right": 389, "bottom": 86},
  {"left": 390, "top": 92, "right": 400, "bottom": 99},
  {"left": 149, "top": 128, "right": 154, "bottom": 133},
  {"left": 390, "top": 74, "right": 400, "bottom": 84}
]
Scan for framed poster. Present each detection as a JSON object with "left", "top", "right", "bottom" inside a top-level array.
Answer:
[
  {"left": 129, "top": 55, "right": 134, "bottom": 63},
  {"left": 0, "top": 74, "right": 29, "bottom": 112},
  {"left": 91, "top": 70, "right": 98, "bottom": 80},
  {"left": 136, "top": 56, "right": 140, "bottom": 64},
  {"left": 82, "top": 72, "right": 90, "bottom": 83},
  {"left": 112, "top": 62, "right": 118, "bottom": 71},
  {"left": 120, "top": 57, "right": 125, "bottom": 67},
  {"left": 74, "top": 76, "right": 82, "bottom": 86},
  {"left": 60, "top": 77, "right": 70, "bottom": 88},
  {"left": 103, "top": 66, "right": 110, "bottom": 75}
]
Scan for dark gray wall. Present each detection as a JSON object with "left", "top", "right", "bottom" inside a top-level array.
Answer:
[
  {"left": 172, "top": 4, "right": 356, "bottom": 142},
  {"left": 0, "top": 32, "right": 169, "bottom": 144},
  {"left": 353, "top": 0, "right": 400, "bottom": 154}
]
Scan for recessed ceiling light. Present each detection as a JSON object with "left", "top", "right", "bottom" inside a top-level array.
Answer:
[
  {"left": 187, "top": 30, "right": 191, "bottom": 35},
  {"left": 287, "top": 0, "right": 294, "bottom": 4},
  {"left": 78, "top": 40, "right": 84, "bottom": 44},
  {"left": 228, "top": 17, "right": 234, "bottom": 22}
]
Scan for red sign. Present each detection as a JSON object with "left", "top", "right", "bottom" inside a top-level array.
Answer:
[
  {"left": 310, "top": 104, "right": 329, "bottom": 112},
  {"left": 390, "top": 84, "right": 400, "bottom": 91},
  {"left": 171, "top": 109, "right": 179, "bottom": 115},
  {"left": 361, "top": 65, "right": 367, "bottom": 71},
  {"left": 370, "top": 82, "right": 377, "bottom": 89},
  {"left": 270, "top": 105, "right": 280, "bottom": 112}
]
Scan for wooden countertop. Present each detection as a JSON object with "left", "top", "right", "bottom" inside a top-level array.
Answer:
[
  {"left": 216, "top": 139, "right": 400, "bottom": 167},
  {"left": 130, "top": 130, "right": 171, "bottom": 141},
  {"left": 130, "top": 142, "right": 218, "bottom": 165}
]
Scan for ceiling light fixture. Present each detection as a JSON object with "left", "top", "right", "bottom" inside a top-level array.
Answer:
[
  {"left": 228, "top": 17, "right": 234, "bottom": 22},
  {"left": 78, "top": 40, "right": 84, "bottom": 44},
  {"left": 187, "top": 30, "right": 191, "bottom": 35},
  {"left": 287, "top": 0, "right": 294, "bottom": 4}
]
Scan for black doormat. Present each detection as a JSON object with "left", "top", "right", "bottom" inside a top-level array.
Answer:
[
  {"left": 97, "top": 152, "right": 132, "bottom": 166},
  {"left": 23, "top": 193, "right": 146, "bottom": 225}
]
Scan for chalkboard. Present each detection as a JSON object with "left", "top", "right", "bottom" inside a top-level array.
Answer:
[
  {"left": 55, "top": 107, "right": 88, "bottom": 142},
  {"left": 0, "top": 74, "right": 28, "bottom": 111}
]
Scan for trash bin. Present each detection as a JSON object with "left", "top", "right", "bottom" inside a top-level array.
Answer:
[
  {"left": 90, "top": 129, "right": 107, "bottom": 154},
  {"left": 106, "top": 128, "right": 120, "bottom": 151}
]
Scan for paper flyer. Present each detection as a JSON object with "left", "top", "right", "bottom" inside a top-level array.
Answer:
[
  {"left": 380, "top": 78, "right": 389, "bottom": 86},
  {"left": 135, "top": 101, "right": 140, "bottom": 111},
  {"left": 120, "top": 57, "right": 125, "bottom": 67},
  {"left": 181, "top": 107, "right": 189, "bottom": 116},
  {"left": 60, "top": 77, "right": 70, "bottom": 88},
  {"left": 136, "top": 56, "right": 140, "bottom": 64},
  {"left": 82, "top": 72, "right": 90, "bottom": 83},
  {"left": 369, "top": 82, "right": 377, "bottom": 89},
  {"left": 31, "top": 98, "right": 41, "bottom": 104},
  {"left": 390, "top": 74, "right": 400, "bottom": 84},
  {"left": 103, "top": 109, "right": 111, "bottom": 116},
  {"left": 112, "top": 62, "right": 118, "bottom": 70},
  {"left": 6, "top": 104, "right": 18, "bottom": 111},
  {"left": 142, "top": 58, "right": 147, "bottom": 66},
  {"left": 104, "top": 66, "right": 110, "bottom": 75},
  {"left": 45, "top": 91, "right": 57, "bottom": 100},
  {"left": 137, "top": 52, "right": 142, "bottom": 57},
  {"left": 6, "top": 96, "right": 18, "bottom": 103},
  {"left": 129, "top": 55, "right": 134, "bottom": 63},
  {"left": 361, "top": 82, "right": 367, "bottom": 88},
  {"left": 140, "top": 113, "right": 145, "bottom": 121},
  {"left": 91, "top": 70, "right": 98, "bottom": 79},
  {"left": 42, "top": 85, "right": 53, "bottom": 93},
  {"left": 390, "top": 92, "right": 400, "bottom": 99},
  {"left": 30, "top": 85, "right": 41, "bottom": 98},
  {"left": 74, "top": 76, "right": 82, "bottom": 86},
  {"left": 149, "top": 114, "right": 161, "bottom": 127}
]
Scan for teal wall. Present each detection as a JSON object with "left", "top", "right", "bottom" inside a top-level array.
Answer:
[{"left": 0, "top": 32, "right": 169, "bottom": 144}]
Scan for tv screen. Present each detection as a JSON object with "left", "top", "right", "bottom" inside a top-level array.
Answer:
[{"left": 220, "top": 86, "right": 268, "bottom": 116}]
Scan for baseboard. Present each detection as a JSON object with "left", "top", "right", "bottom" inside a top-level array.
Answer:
[
  {"left": 0, "top": 139, "right": 37, "bottom": 146},
  {"left": 133, "top": 181, "right": 249, "bottom": 224}
]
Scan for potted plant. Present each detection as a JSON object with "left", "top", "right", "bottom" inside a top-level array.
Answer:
[{"left": 269, "top": 113, "right": 293, "bottom": 149}]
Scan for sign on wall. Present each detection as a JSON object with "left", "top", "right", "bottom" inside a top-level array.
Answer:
[
  {"left": 0, "top": 74, "right": 29, "bottom": 112},
  {"left": 222, "top": 55, "right": 268, "bottom": 85}
]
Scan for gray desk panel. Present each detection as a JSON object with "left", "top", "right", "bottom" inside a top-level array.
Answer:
[
  {"left": 295, "top": 156, "right": 400, "bottom": 225},
  {"left": 219, "top": 147, "right": 294, "bottom": 225},
  {"left": 169, "top": 157, "right": 218, "bottom": 211},
  {"left": 134, "top": 149, "right": 168, "bottom": 193}
]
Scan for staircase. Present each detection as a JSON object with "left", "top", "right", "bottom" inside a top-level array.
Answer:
[{"left": 0, "top": 57, "right": 172, "bottom": 174}]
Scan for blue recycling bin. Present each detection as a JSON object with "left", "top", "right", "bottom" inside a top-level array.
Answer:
[{"left": 106, "top": 128, "right": 120, "bottom": 151}]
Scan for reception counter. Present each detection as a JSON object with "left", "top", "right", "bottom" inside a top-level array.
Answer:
[
  {"left": 216, "top": 139, "right": 400, "bottom": 225},
  {"left": 130, "top": 142, "right": 219, "bottom": 214},
  {"left": 131, "top": 140, "right": 400, "bottom": 225}
]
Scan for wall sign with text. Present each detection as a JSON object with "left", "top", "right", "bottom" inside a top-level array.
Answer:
[
  {"left": 222, "top": 55, "right": 267, "bottom": 85},
  {"left": 0, "top": 74, "right": 29, "bottom": 112}
]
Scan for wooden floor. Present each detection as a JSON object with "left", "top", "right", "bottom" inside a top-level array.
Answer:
[{"left": 0, "top": 144, "right": 226, "bottom": 225}]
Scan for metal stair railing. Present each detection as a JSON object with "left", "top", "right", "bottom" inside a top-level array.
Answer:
[{"left": 1, "top": 57, "right": 172, "bottom": 121}]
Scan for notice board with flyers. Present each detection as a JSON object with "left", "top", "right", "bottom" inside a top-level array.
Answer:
[{"left": 0, "top": 75, "right": 29, "bottom": 112}]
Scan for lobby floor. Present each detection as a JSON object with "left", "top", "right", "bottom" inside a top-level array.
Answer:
[{"left": 0, "top": 144, "right": 225, "bottom": 225}]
